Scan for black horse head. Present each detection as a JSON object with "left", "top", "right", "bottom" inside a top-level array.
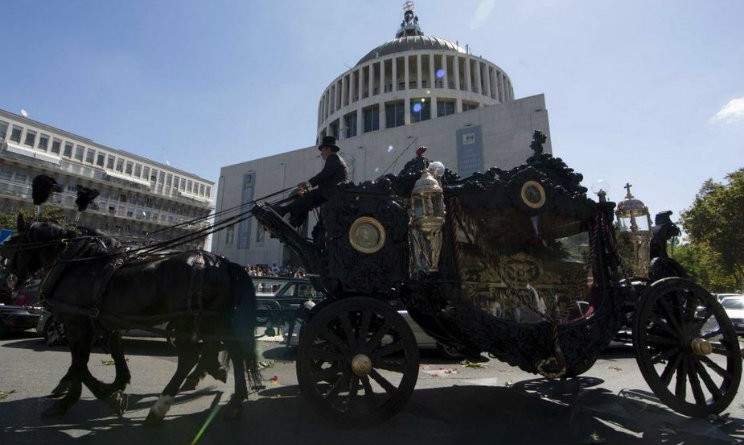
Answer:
[
  {"left": 32, "top": 175, "right": 64, "bottom": 206},
  {"left": 0, "top": 214, "right": 76, "bottom": 288}
]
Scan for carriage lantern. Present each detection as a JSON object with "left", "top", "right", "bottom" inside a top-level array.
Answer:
[
  {"left": 615, "top": 183, "right": 652, "bottom": 277},
  {"left": 409, "top": 162, "right": 446, "bottom": 274}
]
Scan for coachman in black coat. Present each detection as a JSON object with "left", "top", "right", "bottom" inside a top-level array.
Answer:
[{"left": 275, "top": 136, "right": 349, "bottom": 228}]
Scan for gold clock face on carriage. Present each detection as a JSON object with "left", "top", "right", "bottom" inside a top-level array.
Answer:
[
  {"left": 520, "top": 180, "right": 546, "bottom": 209},
  {"left": 349, "top": 217, "right": 386, "bottom": 254}
]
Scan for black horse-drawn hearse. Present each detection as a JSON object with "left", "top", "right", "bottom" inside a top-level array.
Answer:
[
  {"left": 252, "top": 131, "right": 742, "bottom": 426},
  {"left": 0, "top": 131, "right": 739, "bottom": 426}
]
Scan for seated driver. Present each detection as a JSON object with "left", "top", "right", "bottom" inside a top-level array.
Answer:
[{"left": 273, "top": 136, "right": 349, "bottom": 228}]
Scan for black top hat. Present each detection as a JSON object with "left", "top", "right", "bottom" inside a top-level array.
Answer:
[{"left": 318, "top": 135, "right": 340, "bottom": 152}]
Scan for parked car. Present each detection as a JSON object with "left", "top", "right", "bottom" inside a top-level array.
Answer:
[
  {"left": 719, "top": 296, "right": 744, "bottom": 335},
  {"left": 0, "top": 271, "right": 43, "bottom": 337},
  {"left": 256, "top": 278, "right": 325, "bottom": 325}
]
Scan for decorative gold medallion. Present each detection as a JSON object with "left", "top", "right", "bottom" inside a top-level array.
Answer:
[
  {"left": 349, "top": 217, "right": 386, "bottom": 254},
  {"left": 520, "top": 180, "right": 546, "bottom": 209}
]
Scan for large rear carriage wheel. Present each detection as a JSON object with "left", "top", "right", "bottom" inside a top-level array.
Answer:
[
  {"left": 633, "top": 277, "right": 741, "bottom": 417},
  {"left": 296, "top": 297, "right": 419, "bottom": 426}
]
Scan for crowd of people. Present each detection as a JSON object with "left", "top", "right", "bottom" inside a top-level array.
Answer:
[{"left": 244, "top": 263, "right": 306, "bottom": 278}]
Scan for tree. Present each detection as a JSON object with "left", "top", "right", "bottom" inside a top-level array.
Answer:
[
  {"left": 671, "top": 241, "right": 738, "bottom": 292},
  {"left": 680, "top": 168, "right": 744, "bottom": 291},
  {"left": 0, "top": 206, "right": 67, "bottom": 231}
]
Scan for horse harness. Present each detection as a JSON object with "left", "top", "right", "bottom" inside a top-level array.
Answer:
[{"left": 41, "top": 240, "right": 222, "bottom": 343}]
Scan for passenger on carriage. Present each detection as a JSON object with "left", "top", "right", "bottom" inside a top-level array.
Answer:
[{"left": 272, "top": 135, "right": 349, "bottom": 228}]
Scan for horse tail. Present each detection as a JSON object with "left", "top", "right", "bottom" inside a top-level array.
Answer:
[{"left": 226, "top": 261, "right": 262, "bottom": 388}]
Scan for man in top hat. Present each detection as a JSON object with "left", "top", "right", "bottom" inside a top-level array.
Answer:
[{"left": 274, "top": 135, "right": 349, "bottom": 228}]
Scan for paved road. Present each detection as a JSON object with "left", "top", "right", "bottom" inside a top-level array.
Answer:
[{"left": 1, "top": 331, "right": 743, "bottom": 445}]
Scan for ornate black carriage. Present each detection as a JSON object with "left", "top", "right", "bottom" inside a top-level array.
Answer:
[{"left": 253, "top": 135, "right": 741, "bottom": 426}]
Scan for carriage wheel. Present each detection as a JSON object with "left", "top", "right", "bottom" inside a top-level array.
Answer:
[
  {"left": 296, "top": 297, "right": 419, "bottom": 426},
  {"left": 633, "top": 277, "right": 742, "bottom": 417}
]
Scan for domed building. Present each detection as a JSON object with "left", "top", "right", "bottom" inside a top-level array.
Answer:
[
  {"left": 317, "top": 6, "right": 515, "bottom": 143},
  {"left": 213, "top": 4, "right": 552, "bottom": 267}
]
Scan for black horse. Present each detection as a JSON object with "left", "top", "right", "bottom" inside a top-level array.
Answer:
[{"left": 0, "top": 215, "right": 261, "bottom": 424}]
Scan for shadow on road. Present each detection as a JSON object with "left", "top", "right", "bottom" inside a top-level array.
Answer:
[{"left": 3, "top": 376, "right": 743, "bottom": 445}]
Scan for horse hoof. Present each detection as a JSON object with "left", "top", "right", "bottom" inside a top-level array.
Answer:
[
  {"left": 41, "top": 402, "right": 67, "bottom": 418},
  {"left": 181, "top": 379, "right": 198, "bottom": 391},
  {"left": 144, "top": 412, "right": 164, "bottom": 427},
  {"left": 223, "top": 400, "right": 243, "bottom": 421},
  {"left": 108, "top": 391, "right": 128, "bottom": 417},
  {"left": 214, "top": 368, "right": 227, "bottom": 383}
]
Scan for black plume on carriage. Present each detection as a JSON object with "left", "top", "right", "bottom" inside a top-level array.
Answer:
[
  {"left": 75, "top": 185, "right": 99, "bottom": 212},
  {"left": 31, "top": 175, "right": 64, "bottom": 205}
]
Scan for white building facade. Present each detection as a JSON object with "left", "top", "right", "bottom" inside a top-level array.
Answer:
[
  {"left": 212, "top": 5, "right": 552, "bottom": 266},
  {"left": 0, "top": 109, "right": 214, "bottom": 248}
]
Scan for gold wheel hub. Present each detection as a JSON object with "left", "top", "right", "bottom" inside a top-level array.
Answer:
[
  {"left": 351, "top": 354, "right": 373, "bottom": 377},
  {"left": 691, "top": 338, "right": 712, "bottom": 356}
]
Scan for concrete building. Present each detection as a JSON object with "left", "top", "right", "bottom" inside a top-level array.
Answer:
[
  {"left": 212, "top": 4, "right": 552, "bottom": 266},
  {"left": 0, "top": 108, "right": 214, "bottom": 248}
]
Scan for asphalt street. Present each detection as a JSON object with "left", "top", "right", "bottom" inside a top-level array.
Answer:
[{"left": 1, "top": 331, "right": 743, "bottom": 445}]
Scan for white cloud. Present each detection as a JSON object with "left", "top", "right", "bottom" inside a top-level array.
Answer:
[
  {"left": 470, "top": 0, "right": 496, "bottom": 30},
  {"left": 711, "top": 97, "right": 744, "bottom": 123}
]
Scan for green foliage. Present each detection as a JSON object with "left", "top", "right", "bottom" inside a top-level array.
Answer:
[
  {"left": 0, "top": 206, "right": 67, "bottom": 231},
  {"left": 671, "top": 242, "right": 738, "bottom": 292},
  {"left": 680, "top": 168, "right": 744, "bottom": 292}
]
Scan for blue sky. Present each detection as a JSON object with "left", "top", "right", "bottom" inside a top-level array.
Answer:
[{"left": 2, "top": 0, "right": 743, "bottom": 224}]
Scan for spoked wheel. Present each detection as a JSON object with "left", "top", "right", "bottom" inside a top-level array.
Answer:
[
  {"left": 296, "top": 297, "right": 420, "bottom": 426},
  {"left": 633, "top": 277, "right": 742, "bottom": 417}
]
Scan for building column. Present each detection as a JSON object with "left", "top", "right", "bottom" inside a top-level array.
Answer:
[
  {"left": 442, "top": 55, "right": 449, "bottom": 89},
  {"left": 380, "top": 58, "right": 386, "bottom": 93},
  {"left": 464, "top": 57, "right": 472, "bottom": 92},
  {"left": 392, "top": 57, "right": 398, "bottom": 91},
  {"left": 404, "top": 56, "right": 410, "bottom": 90},
  {"left": 474, "top": 61, "right": 482, "bottom": 94},
  {"left": 483, "top": 65, "right": 491, "bottom": 98},
  {"left": 429, "top": 52, "right": 435, "bottom": 88},
  {"left": 416, "top": 54, "right": 422, "bottom": 89},
  {"left": 453, "top": 56, "right": 461, "bottom": 90}
]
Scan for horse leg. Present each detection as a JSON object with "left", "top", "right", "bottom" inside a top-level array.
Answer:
[
  {"left": 182, "top": 340, "right": 227, "bottom": 391},
  {"left": 144, "top": 340, "right": 200, "bottom": 426},
  {"left": 49, "top": 367, "right": 74, "bottom": 398},
  {"left": 41, "top": 320, "right": 91, "bottom": 418},
  {"left": 99, "top": 331, "right": 131, "bottom": 394},
  {"left": 221, "top": 344, "right": 247, "bottom": 421}
]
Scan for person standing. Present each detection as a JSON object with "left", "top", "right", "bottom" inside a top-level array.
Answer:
[{"left": 274, "top": 136, "right": 349, "bottom": 228}]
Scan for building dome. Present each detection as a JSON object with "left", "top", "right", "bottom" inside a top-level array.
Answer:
[
  {"left": 357, "top": 35, "right": 465, "bottom": 66},
  {"left": 317, "top": 3, "right": 515, "bottom": 142}
]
